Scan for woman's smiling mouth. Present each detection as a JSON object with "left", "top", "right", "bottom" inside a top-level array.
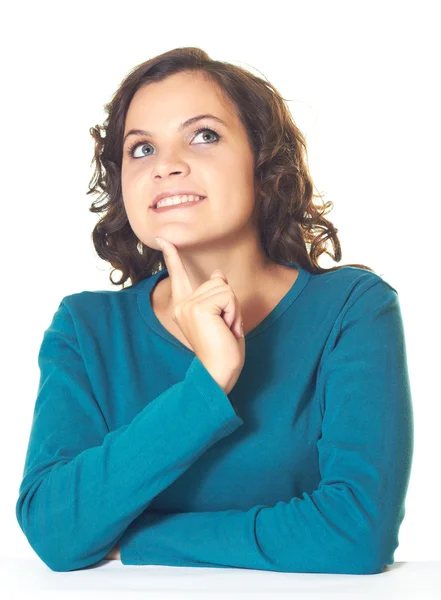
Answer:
[{"left": 152, "top": 195, "right": 207, "bottom": 213}]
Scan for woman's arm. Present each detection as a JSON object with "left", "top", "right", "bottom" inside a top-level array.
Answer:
[
  {"left": 16, "top": 299, "right": 243, "bottom": 572},
  {"left": 116, "top": 281, "right": 414, "bottom": 574}
]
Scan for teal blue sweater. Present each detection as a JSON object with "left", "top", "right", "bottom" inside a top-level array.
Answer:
[{"left": 15, "top": 261, "right": 414, "bottom": 574}]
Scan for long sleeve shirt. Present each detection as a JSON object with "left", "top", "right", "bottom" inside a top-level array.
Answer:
[{"left": 15, "top": 260, "right": 414, "bottom": 574}]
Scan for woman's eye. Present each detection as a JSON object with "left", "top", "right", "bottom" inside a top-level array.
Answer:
[
  {"left": 192, "top": 129, "right": 220, "bottom": 144},
  {"left": 127, "top": 127, "right": 221, "bottom": 159},
  {"left": 129, "top": 142, "right": 153, "bottom": 159}
]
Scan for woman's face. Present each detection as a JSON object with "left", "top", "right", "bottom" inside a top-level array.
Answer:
[{"left": 121, "top": 71, "right": 258, "bottom": 252}]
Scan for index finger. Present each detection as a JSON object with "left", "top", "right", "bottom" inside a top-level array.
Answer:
[{"left": 155, "top": 237, "right": 193, "bottom": 304}]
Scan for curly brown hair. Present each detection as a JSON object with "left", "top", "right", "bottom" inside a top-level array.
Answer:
[{"left": 87, "top": 47, "right": 375, "bottom": 288}]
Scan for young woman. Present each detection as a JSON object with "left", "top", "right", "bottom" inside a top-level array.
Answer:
[{"left": 16, "top": 47, "right": 413, "bottom": 574}]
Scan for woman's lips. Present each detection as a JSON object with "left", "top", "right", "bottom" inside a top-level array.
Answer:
[{"left": 152, "top": 196, "right": 207, "bottom": 213}]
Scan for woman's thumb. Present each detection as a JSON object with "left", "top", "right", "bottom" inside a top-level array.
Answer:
[{"left": 211, "top": 269, "right": 226, "bottom": 280}]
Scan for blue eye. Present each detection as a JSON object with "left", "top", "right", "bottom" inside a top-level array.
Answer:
[{"left": 126, "top": 125, "right": 222, "bottom": 159}]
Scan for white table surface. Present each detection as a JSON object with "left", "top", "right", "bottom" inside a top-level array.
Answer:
[{"left": 2, "top": 558, "right": 440, "bottom": 599}]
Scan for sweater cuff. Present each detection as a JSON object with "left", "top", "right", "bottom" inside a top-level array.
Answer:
[{"left": 186, "top": 356, "right": 243, "bottom": 432}]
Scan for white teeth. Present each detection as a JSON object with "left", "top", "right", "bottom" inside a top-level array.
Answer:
[{"left": 155, "top": 194, "right": 204, "bottom": 209}]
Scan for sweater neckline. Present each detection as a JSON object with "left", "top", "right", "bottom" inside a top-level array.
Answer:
[{"left": 137, "top": 260, "right": 311, "bottom": 354}]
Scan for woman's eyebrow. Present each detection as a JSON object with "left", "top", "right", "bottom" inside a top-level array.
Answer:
[{"left": 123, "top": 114, "right": 227, "bottom": 144}]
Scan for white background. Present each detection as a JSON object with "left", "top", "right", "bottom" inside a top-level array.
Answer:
[{"left": 2, "top": 0, "right": 439, "bottom": 563}]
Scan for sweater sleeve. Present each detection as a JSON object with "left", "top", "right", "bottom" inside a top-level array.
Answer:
[
  {"left": 15, "top": 299, "right": 244, "bottom": 572},
  {"left": 118, "top": 281, "right": 414, "bottom": 575}
]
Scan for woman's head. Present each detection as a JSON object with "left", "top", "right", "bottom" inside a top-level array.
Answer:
[
  {"left": 88, "top": 47, "right": 374, "bottom": 287},
  {"left": 121, "top": 70, "right": 263, "bottom": 266}
]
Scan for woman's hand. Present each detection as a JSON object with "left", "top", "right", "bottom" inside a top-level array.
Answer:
[
  {"left": 104, "top": 543, "right": 120, "bottom": 560},
  {"left": 156, "top": 236, "right": 245, "bottom": 394}
]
